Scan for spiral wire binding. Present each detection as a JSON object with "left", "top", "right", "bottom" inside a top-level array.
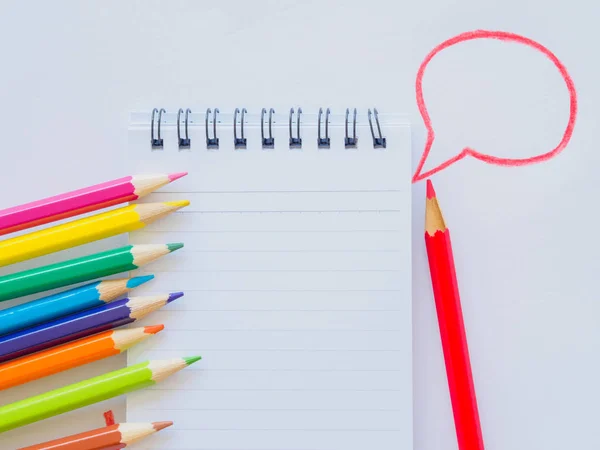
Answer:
[
  {"left": 234, "top": 108, "right": 247, "bottom": 149},
  {"left": 289, "top": 108, "right": 302, "bottom": 149},
  {"left": 206, "top": 108, "right": 220, "bottom": 149},
  {"left": 177, "top": 108, "right": 192, "bottom": 149},
  {"left": 317, "top": 108, "right": 331, "bottom": 149},
  {"left": 151, "top": 108, "right": 166, "bottom": 149},
  {"left": 345, "top": 108, "right": 358, "bottom": 148},
  {"left": 261, "top": 108, "right": 275, "bottom": 149},
  {"left": 368, "top": 108, "right": 386, "bottom": 148},
  {"left": 148, "top": 107, "right": 388, "bottom": 149}
]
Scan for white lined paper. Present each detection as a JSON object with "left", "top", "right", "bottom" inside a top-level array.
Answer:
[{"left": 126, "top": 116, "right": 412, "bottom": 449}]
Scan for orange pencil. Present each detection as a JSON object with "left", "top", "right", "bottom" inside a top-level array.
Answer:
[
  {"left": 19, "top": 421, "right": 173, "bottom": 449},
  {"left": 0, "top": 326, "right": 163, "bottom": 390}
]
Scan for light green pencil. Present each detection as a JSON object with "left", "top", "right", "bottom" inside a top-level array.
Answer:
[{"left": 0, "top": 356, "right": 201, "bottom": 433}]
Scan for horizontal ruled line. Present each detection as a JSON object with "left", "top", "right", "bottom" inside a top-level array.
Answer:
[
  {"left": 146, "top": 370, "right": 405, "bottom": 373},
  {"left": 134, "top": 408, "right": 404, "bottom": 412},
  {"left": 149, "top": 387, "right": 405, "bottom": 391},
  {"left": 172, "top": 210, "right": 403, "bottom": 214},
  {"left": 154, "top": 309, "right": 404, "bottom": 312},
  {"left": 136, "top": 289, "right": 403, "bottom": 293},
  {"left": 142, "top": 269, "right": 402, "bottom": 273},
  {"left": 156, "top": 189, "right": 404, "bottom": 194},
  {"left": 142, "top": 428, "right": 405, "bottom": 432},
  {"left": 160, "top": 329, "right": 405, "bottom": 332},
  {"left": 142, "top": 229, "right": 402, "bottom": 233},
  {"left": 139, "top": 349, "right": 403, "bottom": 352},
  {"left": 121, "top": 447, "right": 404, "bottom": 450},
  {"left": 140, "top": 250, "right": 403, "bottom": 253}
]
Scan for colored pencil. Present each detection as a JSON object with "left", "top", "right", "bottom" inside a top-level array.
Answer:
[
  {"left": 0, "top": 293, "right": 182, "bottom": 363},
  {"left": 19, "top": 421, "right": 173, "bottom": 449},
  {"left": 424, "top": 180, "right": 484, "bottom": 450},
  {"left": 0, "top": 173, "right": 187, "bottom": 237},
  {"left": 0, "top": 275, "right": 154, "bottom": 336},
  {"left": 0, "top": 201, "right": 189, "bottom": 268},
  {"left": 0, "top": 243, "right": 183, "bottom": 302},
  {"left": 0, "top": 356, "right": 201, "bottom": 433},
  {"left": 0, "top": 326, "right": 163, "bottom": 390}
]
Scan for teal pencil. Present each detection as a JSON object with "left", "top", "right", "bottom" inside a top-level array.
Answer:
[{"left": 0, "top": 275, "right": 154, "bottom": 336}]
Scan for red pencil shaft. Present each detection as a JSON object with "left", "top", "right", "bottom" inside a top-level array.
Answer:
[
  {"left": 19, "top": 424, "right": 122, "bottom": 449},
  {"left": 426, "top": 229, "right": 484, "bottom": 450},
  {"left": 0, "top": 195, "right": 137, "bottom": 236}
]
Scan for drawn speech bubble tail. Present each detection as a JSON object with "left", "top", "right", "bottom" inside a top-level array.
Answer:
[
  {"left": 412, "top": 133, "right": 473, "bottom": 183},
  {"left": 412, "top": 30, "right": 578, "bottom": 184}
]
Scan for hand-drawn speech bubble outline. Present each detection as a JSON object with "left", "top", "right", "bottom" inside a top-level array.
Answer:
[{"left": 412, "top": 30, "right": 578, "bottom": 183}]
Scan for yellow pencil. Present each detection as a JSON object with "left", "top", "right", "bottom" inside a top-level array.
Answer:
[{"left": 0, "top": 201, "right": 189, "bottom": 267}]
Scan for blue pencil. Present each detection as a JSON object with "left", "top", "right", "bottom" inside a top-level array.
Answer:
[
  {"left": 0, "top": 276, "right": 153, "bottom": 336},
  {"left": 0, "top": 293, "right": 182, "bottom": 363}
]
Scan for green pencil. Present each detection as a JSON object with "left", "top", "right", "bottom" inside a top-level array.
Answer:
[
  {"left": 0, "top": 243, "right": 183, "bottom": 302},
  {"left": 0, "top": 356, "right": 201, "bottom": 433}
]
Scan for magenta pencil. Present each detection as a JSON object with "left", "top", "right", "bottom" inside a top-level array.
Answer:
[{"left": 0, "top": 173, "right": 187, "bottom": 236}]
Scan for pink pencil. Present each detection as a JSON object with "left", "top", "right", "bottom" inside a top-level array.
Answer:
[{"left": 0, "top": 173, "right": 187, "bottom": 236}]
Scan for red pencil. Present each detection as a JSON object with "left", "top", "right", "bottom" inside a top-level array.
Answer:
[
  {"left": 424, "top": 179, "right": 484, "bottom": 450},
  {"left": 19, "top": 421, "right": 173, "bottom": 449}
]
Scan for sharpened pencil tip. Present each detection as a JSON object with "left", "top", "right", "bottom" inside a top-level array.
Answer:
[
  {"left": 153, "top": 421, "right": 174, "bottom": 431},
  {"left": 426, "top": 179, "right": 436, "bottom": 199},
  {"left": 167, "top": 292, "right": 184, "bottom": 303},
  {"left": 168, "top": 172, "right": 188, "bottom": 182},
  {"left": 144, "top": 324, "right": 165, "bottom": 335},
  {"left": 184, "top": 356, "right": 202, "bottom": 366},
  {"left": 127, "top": 275, "right": 154, "bottom": 289},
  {"left": 166, "top": 243, "right": 184, "bottom": 252},
  {"left": 165, "top": 200, "right": 190, "bottom": 209}
]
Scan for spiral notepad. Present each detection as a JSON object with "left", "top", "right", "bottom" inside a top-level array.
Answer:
[{"left": 125, "top": 108, "right": 412, "bottom": 449}]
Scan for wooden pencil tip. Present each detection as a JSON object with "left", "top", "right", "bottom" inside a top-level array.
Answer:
[
  {"left": 153, "top": 421, "right": 174, "bottom": 431},
  {"left": 424, "top": 180, "right": 446, "bottom": 234},
  {"left": 144, "top": 324, "right": 165, "bottom": 334},
  {"left": 426, "top": 179, "right": 436, "bottom": 199},
  {"left": 168, "top": 172, "right": 188, "bottom": 182}
]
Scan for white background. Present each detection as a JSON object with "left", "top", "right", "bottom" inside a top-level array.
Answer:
[{"left": 0, "top": 1, "right": 599, "bottom": 449}]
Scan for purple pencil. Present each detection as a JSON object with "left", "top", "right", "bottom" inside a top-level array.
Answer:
[{"left": 0, "top": 293, "right": 182, "bottom": 363}]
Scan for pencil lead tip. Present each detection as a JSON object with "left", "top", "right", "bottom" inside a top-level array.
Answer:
[
  {"left": 183, "top": 356, "right": 202, "bottom": 366},
  {"left": 144, "top": 324, "right": 165, "bottom": 334},
  {"left": 127, "top": 274, "right": 154, "bottom": 289},
  {"left": 167, "top": 292, "right": 184, "bottom": 303},
  {"left": 165, "top": 200, "right": 190, "bottom": 209},
  {"left": 166, "top": 243, "right": 184, "bottom": 253},
  {"left": 168, "top": 172, "right": 188, "bottom": 182},
  {"left": 426, "top": 179, "right": 436, "bottom": 199},
  {"left": 153, "top": 421, "right": 174, "bottom": 431}
]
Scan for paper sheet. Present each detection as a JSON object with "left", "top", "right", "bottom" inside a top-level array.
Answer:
[{"left": 126, "top": 112, "right": 412, "bottom": 449}]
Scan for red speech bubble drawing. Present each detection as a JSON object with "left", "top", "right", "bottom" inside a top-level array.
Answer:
[{"left": 412, "top": 30, "right": 578, "bottom": 183}]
